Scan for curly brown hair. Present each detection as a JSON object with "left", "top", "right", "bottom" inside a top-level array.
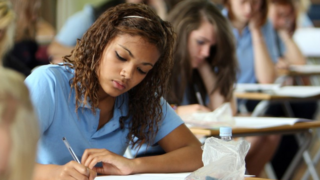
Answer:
[
  {"left": 167, "top": 0, "right": 237, "bottom": 105},
  {"left": 63, "top": 3, "right": 175, "bottom": 148}
]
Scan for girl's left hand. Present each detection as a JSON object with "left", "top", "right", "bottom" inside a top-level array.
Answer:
[{"left": 81, "top": 149, "right": 134, "bottom": 175}]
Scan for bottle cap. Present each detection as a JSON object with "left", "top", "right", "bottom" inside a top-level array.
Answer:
[{"left": 219, "top": 126, "right": 232, "bottom": 137}]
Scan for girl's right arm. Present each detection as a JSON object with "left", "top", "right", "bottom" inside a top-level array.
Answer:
[
  {"left": 33, "top": 162, "right": 96, "bottom": 180},
  {"left": 250, "top": 17, "right": 276, "bottom": 84}
]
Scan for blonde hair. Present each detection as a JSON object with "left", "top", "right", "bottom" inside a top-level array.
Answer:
[
  {"left": 9, "top": 0, "right": 40, "bottom": 41},
  {"left": 0, "top": 0, "right": 15, "bottom": 60},
  {"left": 0, "top": 67, "right": 39, "bottom": 180}
]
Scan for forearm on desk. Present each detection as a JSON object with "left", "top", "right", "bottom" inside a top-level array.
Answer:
[
  {"left": 279, "top": 30, "right": 306, "bottom": 65},
  {"left": 251, "top": 29, "right": 276, "bottom": 84},
  {"left": 131, "top": 125, "right": 203, "bottom": 173},
  {"left": 33, "top": 163, "right": 60, "bottom": 180}
]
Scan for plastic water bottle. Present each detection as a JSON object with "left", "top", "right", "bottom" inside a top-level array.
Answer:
[{"left": 219, "top": 126, "right": 232, "bottom": 141}]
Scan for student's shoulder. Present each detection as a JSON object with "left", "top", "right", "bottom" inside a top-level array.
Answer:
[{"left": 26, "top": 64, "right": 74, "bottom": 83}]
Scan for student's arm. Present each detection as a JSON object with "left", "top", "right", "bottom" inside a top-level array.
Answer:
[
  {"left": 250, "top": 27, "right": 276, "bottom": 84},
  {"left": 278, "top": 29, "right": 306, "bottom": 65},
  {"left": 175, "top": 104, "right": 211, "bottom": 116},
  {"left": 33, "top": 162, "right": 96, "bottom": 180},
  {"left": 81, "top": 124, "right": 203, "bottom": 174},
  {"left": 197, "top": 61, "right": 237, "bottom": 115},
  {"left": 47, "top": 40, "right": 74, "bottom": 63}
]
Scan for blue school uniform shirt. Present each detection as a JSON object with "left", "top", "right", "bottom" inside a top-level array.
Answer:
[
  {"left": 222, "top": 9, "right": 279, "bottom": 83},
  {"left": 56, "top": 5, "right": 95, "bottom": 46},
  {"left": 25, "top": 64, "right": 183, "bottom": 165}
]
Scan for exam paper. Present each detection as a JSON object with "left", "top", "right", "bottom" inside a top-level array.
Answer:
[
  {"left": 96, "top": 173, "right": 255, "bottom": 180},
  {"left": 234, "top": 117, "right": 310, "bottom": 129},
  {"left": 95, "top": 173, "right": 189, "bottom": 180},
  {"left": 236, "top": 84, "right": 320, "bottom": 98}
]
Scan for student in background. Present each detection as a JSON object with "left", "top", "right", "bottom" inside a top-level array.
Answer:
[
  {"left": 222, "top": 0, "right": 281, "bottom": 176},
  {"left": 0, "top": 67, "right": 39, "bottom": 180},
  {"left": 25, "top": 3, "right": 202, "bottom": 179},
  {"left": 132, "top": 0, "right": 237, "bottom": 158},
  {"left": 3, "top": 0, "right": 49, "bottom": 77},
  {"left": 48, "top": 0, "right": 168, "bottom": 63},
  {"left": 166, "top": 0, "right": 237, "bottom": 116},
  {"left": 269, "top": 0, "right": 306, "bottom": 69},
  {"left": 268, "top": 1, "right": 318, "bottom": 178},
  {"left": 0, "top": 0, "right": 14, "bottom": 60}
]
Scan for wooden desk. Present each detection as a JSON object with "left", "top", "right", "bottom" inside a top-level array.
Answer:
[
  {"left": 190, "top": 121, "right": 320, "bottom": 180},
  {"left": 234, "top": 89, "right": 320, "bottom": 180},
  {"left": 246, "top": 178, "right": 273, "bottom": 180},
  {"left": 277, "top": 69, "right": 320, "bottom": 77},
  {"left": 190, "top": 121, "right": 320, "bottom": 137},
  {"left": 235, "top": 91, "right": 320, "bottom": 101}
]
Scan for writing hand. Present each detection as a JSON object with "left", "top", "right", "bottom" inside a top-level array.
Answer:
[
  {"left": 53, "top": 161, "right": 96, "bottom": 180},
  {"left": 81, "top": 149, "right": 134, "bottom": 175}
]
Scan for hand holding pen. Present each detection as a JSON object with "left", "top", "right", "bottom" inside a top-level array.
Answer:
[{"left": 58, "top": 137, "right": 97, "bottom": 180}]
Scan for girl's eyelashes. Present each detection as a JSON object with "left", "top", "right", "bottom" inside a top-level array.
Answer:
[
  {"left": 115, "top": 51, "right": 126, "bottom": 61},
  {"left": 197, "top": 40, "right": 205, "bottom": 45},
  {"left": 115, "top": 51, "right": 148, "bottom": 75},
  {"left": 138, "top": 68, "right": 147, "bottom": 75}
]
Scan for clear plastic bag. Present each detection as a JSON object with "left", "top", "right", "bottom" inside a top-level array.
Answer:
[{"left": 186, "top": 137, "right": 250, "bottom": 180}]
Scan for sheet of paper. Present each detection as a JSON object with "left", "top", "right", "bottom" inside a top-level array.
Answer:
[
  {"left": 289, "top": 65, "right": 320, "bottom": 73},
  {"left": 235, "top": 83, "right": 280, "bottom": 92},
  {"left": 234, "top": 117, "right": 310, "bottom": 129},
  {"left": 236, "top": 84, "right": 320, "bottom": 98},
  {"left": 96, "top": 173, "right": 254, "bottom": 180},
  {"left": 274, "top": 86, "right": 320, "bottom": 97},
  {"left": 293, "top": 28, "right": 320, "bottom": 57},
  {"left": 96, "top": 173, "right": 189, "bottom": 180}
]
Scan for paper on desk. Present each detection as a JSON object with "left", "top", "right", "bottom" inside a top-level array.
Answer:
[
  {"left": 234, "top": 117, "right": 311, "bottom": 129},
  {"left": 274, "top": 86, "right": 320, "bottom": 97},
  {"left": 236, "top": 83, "right": 320, "bottom": 98},
  {"left": 289, "top": 65, "right": 320, "bottom": 73},
  {"left": 293, "top": 28, "right": 320, "bottom": 57},
  {"left": 95, "top": 173, "right": 254, "bottom": 180},
  {"left": 235, "top": 83, "right": 280, "bottom": 93},
  {"left": 95, "top": 173, "right": 189, "bottom": 180}
]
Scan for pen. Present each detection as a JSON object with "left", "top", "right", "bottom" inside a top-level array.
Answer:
[
  {"left": 62, "top": 137, "right": 80, "bottom": 163},
  {"left": 194, "top": 84, "right": 205, "bottom": 106}
]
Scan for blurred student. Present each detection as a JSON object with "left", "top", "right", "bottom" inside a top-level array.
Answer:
[
  {"left": 167, "top": 0, "right": 237, "bottom": 116},
  {"left": 48, "top": 0, "right": 168, "bottom": 63},
  {"left": 3, "top": 0, "right": 49, "bottom": 76},
  {"left": 0, "top": 67, "right": 39, "bottom": 180},
  {"left": 269, "top": 0, "right": 306, "bottom": 69},
  {"left": 25, "top": 3, "right": 202, "bottom": 179},
  {"left": 0, "top": 0, "right": 15, "bottom": 64},
  {"left": 133, "top": 0, "right": 238, "bottom": 157},
  {"left": 222, "top": 0, "right": 281, "bottom": 176}
]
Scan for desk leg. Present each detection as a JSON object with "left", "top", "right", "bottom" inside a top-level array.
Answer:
[
  {"left": 252, "top": 101, "right": 269, "bottom": 117},
  {"left": 282, "top": 131, "right": 313, "bottom": 180},
  {"left": 301, "top": 130, "right": 320, "bottom": 180},
  {"left": 283, "top": 101, "right": 295, "bottom": 117}
]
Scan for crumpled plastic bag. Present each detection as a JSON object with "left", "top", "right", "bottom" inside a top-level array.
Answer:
[
  {"left": 186, "top": 137, "right": 251, "bottom": 180},
  {"left": 181, "top": 103, "right": 235, "bottom": 128}
]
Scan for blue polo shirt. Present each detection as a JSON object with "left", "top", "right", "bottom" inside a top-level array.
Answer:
[
  {"left": 222, "top": 9, "right": 279, "bottom": 83},
  {"left": 25, "top": 64, "right": 183, "bottom": 165},
  {"left": 56, "top": 5, "right": 95, "bottom": 46}
]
